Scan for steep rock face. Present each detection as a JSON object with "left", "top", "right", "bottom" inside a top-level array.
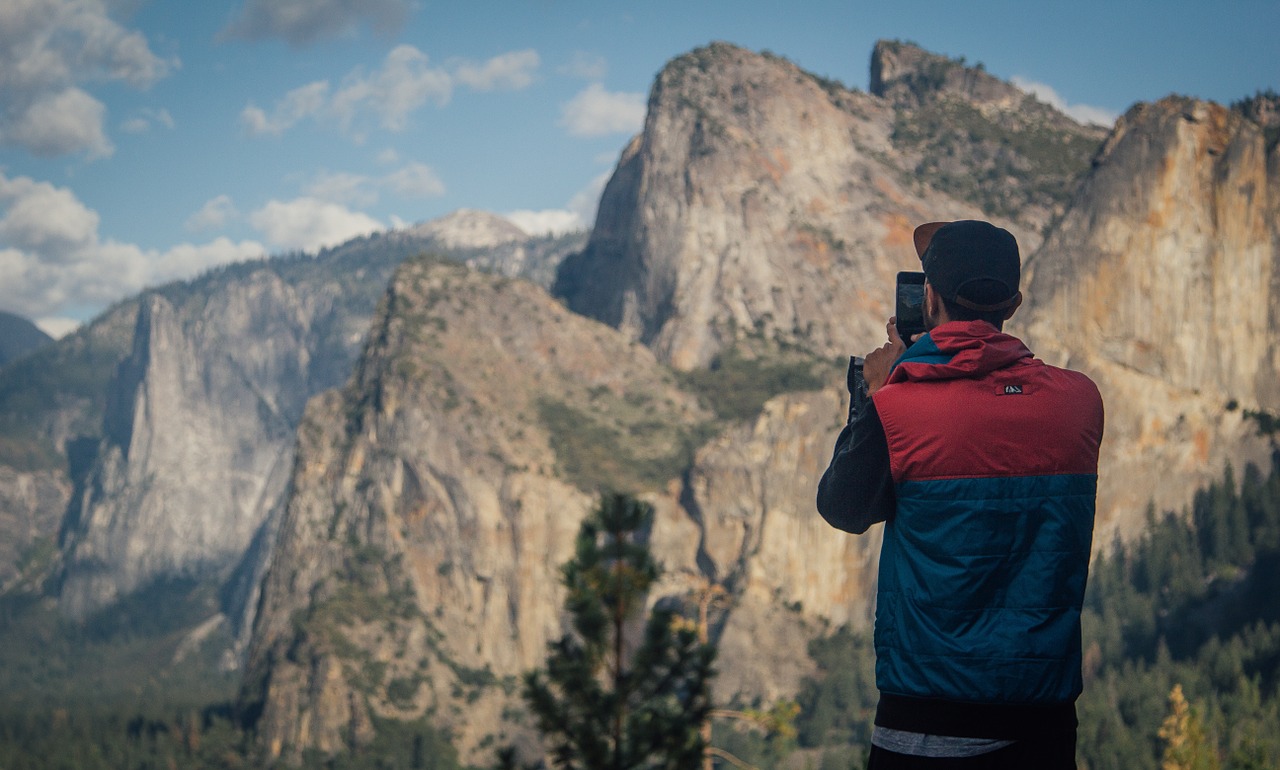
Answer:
[
  {"left": 58, "top": 278, "right": 320, "bottom": 619},
  {"left": 242, "top": 257, "right": 710, "bottom": 762},
  {"left": 552, "top": 41, "right": 1090, "bottom": 370},
  {"left": 666, "top": 386, "right": 882, "bottom": 702},
  {"left": 555, "top": 42, "right": 998, "bottom": 371},
  {"left": 0, "top": 303, "right": 140, "bottom": 589},
  {"left": 0, "top": 466, "right": 67, "bottom": 590},
  {"left": 1019, "top": 96, "right": 1280, "bottom": 539}
]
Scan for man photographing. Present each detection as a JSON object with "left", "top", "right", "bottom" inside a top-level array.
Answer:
[{"left": 817, "top": 220, "right": 1104, "bottom": 768}]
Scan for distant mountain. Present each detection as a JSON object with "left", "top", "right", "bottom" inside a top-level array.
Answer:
[
  {"left": 0, "top": 311, "right": 52, "bottom": 368},
  {"left": 0, "top": 219, "right": 584, "bottom": 606},
  {"left": 405, "top": 208, "right": 528, "bottom": 248}
]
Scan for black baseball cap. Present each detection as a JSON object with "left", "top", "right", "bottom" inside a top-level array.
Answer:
[{"left": 913, "top": 220, "right": 1021, "bottom": 312}]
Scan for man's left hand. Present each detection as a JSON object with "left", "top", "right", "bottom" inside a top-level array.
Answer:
[{"left": 864, "top": 317, "right": 907, "bottom": 396}]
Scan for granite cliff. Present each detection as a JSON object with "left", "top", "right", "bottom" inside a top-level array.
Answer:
[
  {"left": 239, "top": 256, "right": 709, "bottom": 760},
  {"left": 553, "top": 42, "right": 1101, "bottom": 371},
  {"left": 1018, "top": 95, "right": 1280, "bottom": 540}
]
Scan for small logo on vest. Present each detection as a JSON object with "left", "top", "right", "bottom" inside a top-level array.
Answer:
[{"left": 1003, "top": 384, "right": 1024, "bottom": 395}]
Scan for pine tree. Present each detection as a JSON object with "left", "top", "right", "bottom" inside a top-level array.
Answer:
[
  {"left": 1159, "top": 684, "right": 1219, "bottom": 770},
  {"left": 522, "top": 493, "right": 716, "bottom": 770}
]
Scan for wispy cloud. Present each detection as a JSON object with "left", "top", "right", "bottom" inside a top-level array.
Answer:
[
  {"left": 221, "top": 0, "right": 412, "bottom": 47},
  {"left": 241, "top": 81, "right": 332, "bottom": 136},
  {"left": 1011, "top": 76, "right": 1118, "bottom": 127},
  {"left": 559, "top": 83, "right": 646, "bottom": 137},
  {"left": 0, "top": 173, "right": 262, "bottom": 326},
  {"left": 185, "top": 195, "right": 240, "bottom": 232},
  {"left": 559, "top": 52, "right": 608, "bottom": 81},
  {"left": 299, "top": 162, "right": 446, "bottom": 208},
  {"left": 121, "top": 108, "right": 175, "bottom": 135},
  {"left": 384, "top": 162, "right": 446, "bottom": 198},
  {"left": 242, "top": 45, "right": 540, "bottom": 140},
  {"left": 0, "top": 0, "right": 175, "bottom": 158},
  {"left": 455, "top": 49, "right": 540, "bottom": 91}
]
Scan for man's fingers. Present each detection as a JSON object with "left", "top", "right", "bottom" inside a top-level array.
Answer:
[{"left": 886, "top": 317, "right": 904, "bottom": 346}]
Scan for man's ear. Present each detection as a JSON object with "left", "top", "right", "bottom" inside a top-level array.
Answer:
[
  {"left": 924, "top": 282, "right": 944, "bottom": 325},
  {"left": 1001, "top": 291, "right": 1024, "bottom": 321}
]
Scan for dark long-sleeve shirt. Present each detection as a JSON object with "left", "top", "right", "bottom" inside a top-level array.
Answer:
[{"left": 815, "top": 394, "right": 896, "bottom": 534}]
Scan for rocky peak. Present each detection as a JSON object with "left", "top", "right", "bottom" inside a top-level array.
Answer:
[
  {"left": 1235, "top": 90, "right": 1280, "bottom": 127},
  {"left": 870, "top": 39, "right": 1023, "bottom": 111},
  {"left": 555, "top": 41, "right": 990, "bottom": 370},
  {"left": 406, "top": 209, "right": 528, "bottom": 250}
]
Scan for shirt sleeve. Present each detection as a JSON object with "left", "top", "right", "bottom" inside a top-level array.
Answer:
[{"left": 816, "top": 396, "right": 895, "bottom": 535}]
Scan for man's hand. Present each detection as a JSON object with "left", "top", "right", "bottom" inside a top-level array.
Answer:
[{"left": 864, "top": 317, "right": 907, "bottom": 396}]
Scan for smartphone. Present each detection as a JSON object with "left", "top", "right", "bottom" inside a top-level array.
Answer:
[{"left": 895, "top": 271, "right": 926, "bottom": 341}]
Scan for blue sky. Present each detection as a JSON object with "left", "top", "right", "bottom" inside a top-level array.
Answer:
[{"left": 1, "top": 0, "right": 1276, "bottom": 337}]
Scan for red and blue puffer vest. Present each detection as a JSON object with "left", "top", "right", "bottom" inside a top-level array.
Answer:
[{"left": 870, "top": 320, "right": 1104, "bottom": 706}]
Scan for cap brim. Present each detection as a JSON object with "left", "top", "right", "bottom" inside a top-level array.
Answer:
[{"left": 913, "top": 221, "right": 949, "bottom": 259}]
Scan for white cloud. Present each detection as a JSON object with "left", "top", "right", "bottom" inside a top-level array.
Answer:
[
  {"left": 560, "top": 52, "right": 607, "bottom": 81},
  {"left": 35, "top": 316, "right": 81, "bottom": 339},
  {"left": 331, "top": 45, "right": 453, "bottom": 135},
  {"left": 384, "top": 162, "right": 445, "bottom": 198},
  {"left": 241, "top": 81, "right": 331, "bottom": 136},
  {"left": 0, "top": 0, "right": 173, "bottom": 158},
  {"left": 454, "top": 49, "right": 540, "bottom": 91},
  {"left": 185, "top": 195, "right": 239, "bottom": 232},
  {"left": 121, "top": 107, "right": 175, "bottom": 134},
  {"left": 0, "top": 173, "right": 263, "bottom": 324},
  {"left": 7, "top": 88, "right": 113, "bottom": 158},
  {"left": 245, "top": 45, "right": 542, "bottom": 140},
  {"left": 504, "top": 209, "right": 581, "bottom": 237},
  {"left": 560, "top": 83, "right": 646, "bottom": 137},
  {"left": 1011, "top": 76, "right": 1118, "bottom": 127},
  {"left": 0, "top": 174, "right": 100, "bottom": 260},
  {"left": 305, "top": 171, "right": 378, "bottom": 208},
  {"left": 249, "top": 197, "right": 382, "bottom": 253},
  {"left": 222, "top": 0, "right": 412, "bottom": 46},
  {"left": 504, "top": 170, "right": 611, "bottom": 236}
]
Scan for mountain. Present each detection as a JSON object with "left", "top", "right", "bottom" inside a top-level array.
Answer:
[
  {"left": 405, "top": 208, "right": 528, "bottom": 248},
  {"left": 239, "top": 41, "right": 1173, "bottom": 763},
  {"left": 0, "top": 312, "right": 52, "bottom": 369},
  {"left": 239, "top": 255, "right": 712, "bottom": 761},
  {"left": 402, "top": 210, "right": 581, "bottom": 288},
  {"left": 553, "top": 41, "right": 1103, "bottom": 371},
  {"left": 0, "top": 222, "right": 584, "bottom": 617}
]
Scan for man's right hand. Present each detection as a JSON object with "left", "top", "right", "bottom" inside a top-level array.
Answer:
[{"left": 864, "top": 317, "right": 907, "bottom": 396}]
